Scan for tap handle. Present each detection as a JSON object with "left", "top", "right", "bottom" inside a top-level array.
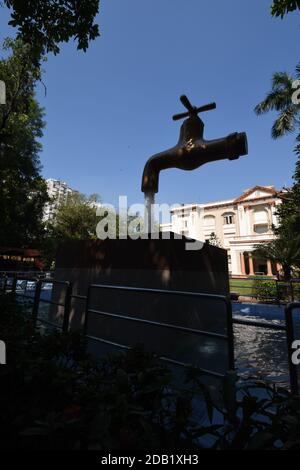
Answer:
[
  {"left": 196, "top": 102, "right": 216, "bottom": 113},
  {"left": 180, "top": 95, "right": 194, "bottom": 112},
  {"left": 172, "top": 111, "right": 190, "bottom": 121},
  {"left": 173, "top": 95, "right": 216, "bottom": 121}
]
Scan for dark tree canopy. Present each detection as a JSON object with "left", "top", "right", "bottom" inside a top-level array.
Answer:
[
  {"left": 275, "top": 162, "right": 300, "bottom": 241},
  {"left": 3, "top": 0, "right": 100, "bottom": 55},
  {"left": 271, "top": 0, "right": 300, "bottom": 17},
  {"left": 0, "top": 38, "right": 49, "bottom": 247}
]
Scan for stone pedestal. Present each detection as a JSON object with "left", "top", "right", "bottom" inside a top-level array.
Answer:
[{"left": 52, "top": 233, "right": 231, "bottom": 375}]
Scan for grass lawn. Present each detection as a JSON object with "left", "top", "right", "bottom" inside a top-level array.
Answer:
[{"left": 229, "top": 278, "right": 257, "bottom": 296}]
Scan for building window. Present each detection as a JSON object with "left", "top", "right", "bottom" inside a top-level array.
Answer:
[
  {"left": 223, "top": 213, "right": 235, "bottom": 225},
  {"left": 203, "top": 215, "right": 216, "bottom": 228},
  {"left": 253, "top": 206, "right": 269, "bottom": 233},
  {"left": 254, "top": 224, "right": 269, "bottom": 234},
  {"left": 253, "top": 206, "right": 268, "bottom": 223}
]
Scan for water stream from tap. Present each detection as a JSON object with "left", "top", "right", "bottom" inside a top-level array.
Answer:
[{"left": 144, "top": 191, "right": 155, "bottom": 233}]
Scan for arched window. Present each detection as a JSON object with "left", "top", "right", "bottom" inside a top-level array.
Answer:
[
  {"left": 253, "top": 206, "right": 268, "bottom": 224},
  {"left": 203, "top": 215, "right": 216, "bottom": 228},
  {"left": 222, "top": 212, "right": 235, "bottom": 225},
  {"left": 253, "top": 206, "right": 269, "bottom": 233}
]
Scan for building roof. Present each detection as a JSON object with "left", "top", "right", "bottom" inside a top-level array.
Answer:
[
  {"left": 170, "top": 186, "right": 281, "bottom": 212},
  {"left": 233, "top": 185, "right": 277, "bottom": 203}
]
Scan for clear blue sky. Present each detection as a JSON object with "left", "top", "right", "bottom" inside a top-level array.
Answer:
[{"left": 0, "top": 0, "right": 299, "bottom": 209}]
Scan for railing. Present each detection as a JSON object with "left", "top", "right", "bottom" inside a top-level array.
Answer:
[
  {"left": 285, "top": 302, "right": 300, "bottom": 395},
  {"left": 1, "top": 273, "right": 72, "bottom": 332},
  {"left": 231, "top": 234, "right": 275, "bottom": 241},
  {"left": 0, "top": 270, "right": 51, "bottom": 280},
  {"left": 85, "top": 283, "right": 235, "bottom": 380},
  {"left": 230, "top": 276, "right": 300, "bottom": 304},
  {"left": 1, "top": 271, "right": 300, "bottom": 394}
]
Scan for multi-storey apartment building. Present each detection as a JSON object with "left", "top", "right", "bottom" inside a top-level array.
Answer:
[
  {"left": 161, "top": 185, "right": 282, "bottom": 277},
  {"left": 44, "top": 179, "right": 75, "bottom": 221}
]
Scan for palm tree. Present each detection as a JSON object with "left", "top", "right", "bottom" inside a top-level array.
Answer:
[
  {"left": 253, "top": 233, "right": 300, "bottom": 280},
  {"left": 255, "top": 64, "right": 300, "bottom": 143},
  {"left": 271, "top": 0, "right": 300, "bottom": 18}
]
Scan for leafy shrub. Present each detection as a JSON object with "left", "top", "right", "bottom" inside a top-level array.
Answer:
[
  {"left": 252, "top": 278, "right": 294, "bottom": 302},
  {"left": 1, "top": 293, "right": 300, "bottom": 450},
  {"left": 252, "top": 279, "right": 280, "bottom": 302}
]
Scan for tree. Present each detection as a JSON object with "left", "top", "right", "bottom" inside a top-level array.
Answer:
[
  {"left": 271, "top": 0, "right": 300, "bottom": 18},
  {"left": 253, "top": 233, "right": 300, "bottom": 280},
  {"left": 43, "top": 192, "right": 100, "bottom": 267},
  {"left": 256, "top": 5, "right": 300, "bottom": 154},
  {"left": 255, "top": 64, "right": 300, "bottom": 248},
  {"left": 0, "top": 38, "right": 49, "bottom": 248},
  {"left": 255, "top": 65, "right": 300, "bottom": 143},
  {"left": 275, "top": 165, "right": 300, "bottom": 237},
  {"left": 46, "top": 192, "right": 101, "bottom": 241},
  {"left": 207, "top": 232, "right": 222, "bottom": 248},
  {"left": 3, "top": 0, "right": 100, "bottom": 56},
  {"left": 44, "top": 192, "right": 138, "bottom": 267}
]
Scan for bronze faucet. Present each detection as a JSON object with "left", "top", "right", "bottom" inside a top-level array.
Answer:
[{"left": 141, "top": 95, "right": 248, "bottom": 194}]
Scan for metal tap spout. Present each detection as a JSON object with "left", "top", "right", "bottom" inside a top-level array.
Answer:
[{"left": 141, "top": 95, "right": 248, "bottom": 194}]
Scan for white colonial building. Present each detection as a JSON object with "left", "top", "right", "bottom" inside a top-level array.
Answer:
[{"left": 161, "top": 185, "right": 283, "bottom": 277}]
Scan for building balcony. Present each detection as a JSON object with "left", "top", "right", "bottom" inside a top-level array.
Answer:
[{"left": 230, "top": 233, "right": 275, "bottom": 244}]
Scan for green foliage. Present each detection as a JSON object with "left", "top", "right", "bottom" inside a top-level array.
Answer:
[
  {"left": 0, "top": 38, "right": 49, "bottom": 247},
  {"left": 207, "top": 232, "right": 222, "bottom": 248},
  {"left": 43, "top": 193, "right": 147, "bottom": 267},
  {"left": 0, "top": 294, "right": 192, "bottom": 450},
  {"left": 271, "top": 0, "right": 300, "bottom": 17},
  {"left": 213, "top": 381, "right": 300, "bottom": 450},
  {"left": 274, "top": 152, "right": 300, "bottom": 266},
  {"left": 2, "top": 294, "right": 300, "bottom": 450},
  {"left": 253, "top": 235, "right": 300, "bottom": 280},
  {"left": 0, "top": 295, "right": 300, "bottom": 452},
  {"left": 254, "top": 60, "right": 300, "bottom": 275},
  {"left": 252, "top": 278, "right": 280, "bottom": 301},
  {"left": 46, "top": 192, "right": 101, "bottom": 241},
  {"left": 255, "top": 67, "right": 300, "bottom": 141},
  {"left": 43, "top": 192, "right": 101, "bottom": 267},
  {"left": 275, "top": 156, "right": 300, "bottom": 245},
  {"left": 3, "top": 0, "right": 100, "bottom": 56}
]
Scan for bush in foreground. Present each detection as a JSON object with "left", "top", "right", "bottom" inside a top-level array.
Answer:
[{"left": 1, "top": 294, "right": 300, "bottom": 450}]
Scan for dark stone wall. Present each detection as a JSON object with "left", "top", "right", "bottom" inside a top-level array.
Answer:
[{"left": 50, "top": 233, "right": 231, "bottom": 375}]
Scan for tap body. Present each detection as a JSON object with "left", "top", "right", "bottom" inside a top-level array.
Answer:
[{"left": 141, "top": 115, "right": 248, "bottom": 194}]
